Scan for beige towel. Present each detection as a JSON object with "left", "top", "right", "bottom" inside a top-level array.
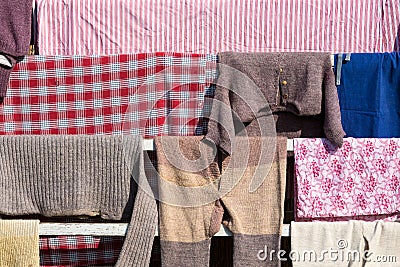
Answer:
[
  {"left": 0, "top": 220, "right": 39, "bottom": 267},
  {"left": 291, "top": 221, "right": 365, "bottom": 267},
  {"left": 291, "top": 221, "right": 400, "bottom": 267},
  {"left": 362, "top": 221, "right": 400, "bottom": 267}
]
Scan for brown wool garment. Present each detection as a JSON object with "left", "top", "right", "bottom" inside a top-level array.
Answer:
[
  {"left": 206, "top": 52, "right": 345, "bottom": 154},
  {"left": 155, "top": 136, "right": 287, "bottom": 267},
  {"left": 0, "top": 135, "right": 158, "bottom": 267},
  {"left": 0, "top": 0, "right": 32, "bottom": 101}
]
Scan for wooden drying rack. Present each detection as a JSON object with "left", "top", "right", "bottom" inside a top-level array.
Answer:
[{"left": 38, "top": 139, "right": 295, "bottom": 237}]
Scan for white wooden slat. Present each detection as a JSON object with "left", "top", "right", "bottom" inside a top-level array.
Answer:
[
  {"left": 39, "top": 223, "right": 291, "bottom": 237},
  {"left": 144, "top": 139, "right": 295, "bottom": 151}
]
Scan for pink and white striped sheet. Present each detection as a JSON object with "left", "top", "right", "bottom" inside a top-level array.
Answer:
[{"left": 35, "top": 0, "right": 400, "bottom": 55}]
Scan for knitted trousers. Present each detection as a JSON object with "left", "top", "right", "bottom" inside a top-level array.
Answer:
[{"left": 155, "top": 136, "right": 287, "bottom": 266}]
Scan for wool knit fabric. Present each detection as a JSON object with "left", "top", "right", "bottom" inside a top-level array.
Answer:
[
  {"left": 206, "top": 52, "right": 345, "bottom": 154},
  {"left": 155, "top": 136, "right": 287, "bottom": 267},
  {"left": 0, "top": 220, "right": 40, "bottom": 267},
  {"left": 0, "top": 135, "right": 158, "bottom": 267},
  {"left": 0, "top": 0, "right": 32, "bottom": 101}
]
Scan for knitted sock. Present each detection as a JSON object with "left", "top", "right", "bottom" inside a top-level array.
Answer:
[
  {"left": 220, "top": 136, "right": 287, "bottom": 267},
  {"left": 0, "top": 220, "right": 40, "bottom": 267},
  {"left": 155, "top": 136, "right": 223, "bottom": 267}
]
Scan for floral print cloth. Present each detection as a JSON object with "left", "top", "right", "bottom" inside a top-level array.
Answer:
[{"left": 294, "top": 138, "right": 400, "bottom": 221}]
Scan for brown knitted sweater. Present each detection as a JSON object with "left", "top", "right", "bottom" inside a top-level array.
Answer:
[
  {"left": 0, "top": 135, "right": 157, "bottom": 267},
  {"left": 0, "top": 0, "right": 32, "bottom": 101},
  {"left": 206, "top": 52, "right": 345, "bottom": 154}
]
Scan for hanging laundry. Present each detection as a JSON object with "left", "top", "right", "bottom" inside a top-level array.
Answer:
[
  {"left": 3, "top": 53, "right": 217, "bottom": 137},
  {"left": 291, "top": 221, "right": 400, "bottom": 267},
  {"left": 294, "top": 138, "right": 400, "bottom": 221},
  {"left": 0, "top": 0, "right": 32, "bottom": 102},
  {"left": 0, "top": 135, "right": 158, "bottom": 267},
  {"left": 39, "top": 236, "right": 125, "bottom": 266},
  {"left": 0, "top": 220, "right": 40, "bottom": 267},
  {"left": 35, "top": 0, "right": 400, "bottom": 55},
  {"left": 155, "top": 136, "right": 287, "bottom": 267},
  {"left": 3, "top": 53, "right": 216, "bottom": 267},
  {"left": 335, "top": 52, "right": 400, "bottom": 138},
  {"left": 206, "top": 52, "right": 345, "bottom": 154}
]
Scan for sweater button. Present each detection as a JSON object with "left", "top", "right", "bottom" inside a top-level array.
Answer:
[
  {"left": 282, "top": 80, "right": 288, "bottom": 85},
  {"left": 279, "top": 68, "right": 283, "bottom": 73},
  {"left": 283, "top": 94, "right": 289, "bottom": 99}
]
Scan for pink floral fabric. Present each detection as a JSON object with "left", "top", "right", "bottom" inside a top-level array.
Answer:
[{"left": 294, "top": 138, "right": 400, "bottom": 221}]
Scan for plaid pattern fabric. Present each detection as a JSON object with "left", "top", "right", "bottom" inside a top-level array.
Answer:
[
  {"left": 4, "top": 53, "right": 217, "bottom": 137},
  {"left": 3, "top": 53, "right": 216, "bottom": 267},
  {"left": 39, "top": 236, "right": 125, "bottom": 267}
]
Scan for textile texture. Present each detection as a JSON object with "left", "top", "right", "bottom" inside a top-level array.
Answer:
[
  {"left": 206, "top": 52, "right": 344, "bottom": 154},
  {"left": 3, "top": 53, "right": 217, "bottom": 136},
  {"left": 0, "top": 0, "right": 32, "bottom": 100},
  {"left": 0, "top": 135, "right": 158, "bottom": 267},
  {"left": 35, "top": 0, "right": 400, "bottom": 55},
  {"left": 2, "top": 53, "right": 216, "bottom": 267},
  {"left": 155, "top": 136, "right": 287, "bottom": 266},
  {"left": 39, "top": 236, "right": 125, "bottom": 267},
  {"left": 335, "top": 52, "right": 400, "bottom": 138},
  {"left": 294, "top": 138, "right": 400, "bottom": 221},
  {"left": 0, "top": 220, "right": 40, "bottom": 267},
  {"left": 291, "top": 221, "right": 400, "bottom": 267}
]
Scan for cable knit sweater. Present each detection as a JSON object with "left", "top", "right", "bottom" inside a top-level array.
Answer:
[
  {"left": 0, "top": 135, "right": 158, "bottom": 267},
  {"left": 206, "top": 52, "right": 345, "bottom": 154},
  {"left": 0, "top": 0, "right": 32, "bottom": 102}
]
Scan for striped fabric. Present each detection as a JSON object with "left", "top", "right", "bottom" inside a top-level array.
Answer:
[{"left": 35, "top": 0, "right": 400, "bottom": 55}]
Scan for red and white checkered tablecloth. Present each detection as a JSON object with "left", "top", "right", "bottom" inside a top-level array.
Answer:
[
  {"left": 3, "top": 52, "right": 216, "bottom": 267},
  {"left": 4, "top": 53, "right": 217, "bottom": 137}
]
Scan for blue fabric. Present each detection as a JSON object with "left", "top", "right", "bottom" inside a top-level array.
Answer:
[{"left": 334, "top": 52, "right": 400, "bottom": 138}]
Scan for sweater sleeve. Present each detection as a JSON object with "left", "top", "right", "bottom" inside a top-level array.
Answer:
[
  {"left": 323, "top": 58, "right": 345, "bottom": 147},
  {"left": 115, "top": 136, "right": 158, "bottom": 267},
  {"left": 204, "top": 82, "right": 236, "bottom": 155}
]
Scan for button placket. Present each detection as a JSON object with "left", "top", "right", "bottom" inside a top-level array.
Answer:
[{"left": 278, "top": 67, "right": 289, "bottom": 105}]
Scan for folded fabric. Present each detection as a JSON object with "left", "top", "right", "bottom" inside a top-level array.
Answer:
[
  {"left": 335, "top": 52, "right": 400, "bottom": 138},
  {"left": 0, "top": 0, "right": 32, "bottom": 101},
  {"left": 0, "top": 220, "right": 40, "bottom": 267},
  {"left": 294, "top": 138, "right": 400, "bottom": 221},
  {"left": 2, "top": 53, "right": 217, "bottom": 137},
  {"left": 291, "top": 221, "right": 400, "bottom": 267},
  {"left": 156, "top": 136, "right": 287, "bottom": 267},
  {"left": 206, "top": 52, "right": 345, "bottom": 154},
  {"left": 39, "top": 236, "right": 124, "bottom": 267},
  {"left": 0, "top": 135, "right": 158, "bottom": 267},
  {"left": 35, "top": 0, "right": 400, "bottom": 55}
]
